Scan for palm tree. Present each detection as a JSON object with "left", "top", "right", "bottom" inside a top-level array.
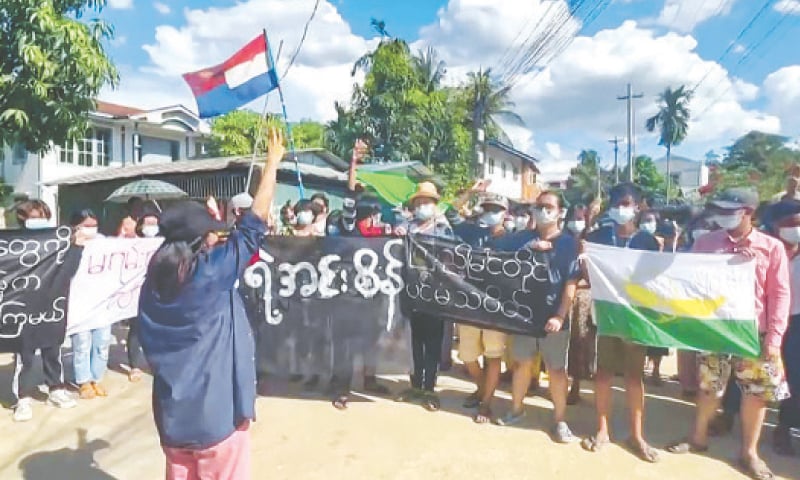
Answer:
[
  {"left": 371, "top": 18, "right": 389, "bottom": 38},
  {"left": 464, "top": 68, "right": 524, "bottom": 145},
  {"left": 414, "top": 47, "right": 447, "bottom": 93},
  {"left": 646, "top": 85, "right": 692, "bottom": 201},
  {"left": 572, "top": 149, "right": 603, "bottom": 199}
]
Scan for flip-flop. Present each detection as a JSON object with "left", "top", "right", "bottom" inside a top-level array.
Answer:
[
  {"left": 738, "top": 457, "right": 775, "bottom": 480},
  {"left": 422, "top": 393, "right": 440, "bottom": 412},
  {"left": 625, "top": 438, "right": 661, "bottom": 463},
  {"left": 332, "top": 396, "right": 348, "bottom": 410},
  {"left": 580, "top": 435, "right": 610, "bottom": 453},
  {"left": 665, "top": 439, "right": 709, "bottom": 454},
  {"left": 473, "top": 405, "right": 493, "bottom": 424}
]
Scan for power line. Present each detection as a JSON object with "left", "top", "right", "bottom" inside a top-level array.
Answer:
[{"left": 280, "top": 0, "right": 321, "bottom": 81}]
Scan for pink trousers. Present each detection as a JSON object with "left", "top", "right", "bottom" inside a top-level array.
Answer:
[{"left": 163, "top": 424, "right": 251, "bottom": 480}]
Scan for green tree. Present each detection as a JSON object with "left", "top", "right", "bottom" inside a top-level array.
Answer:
[
  {"left": 463, "top": 68, "right": 523, "bottom": 144},
  {"left": 645, "top": 85, "right": 692, "bottom": 201},
  {"left": 565, "top": 149, "right": 610, "bottom": 205},
  {"left": 292, "top": 120, "right": 326, "bottom": 149},
  {"left": 1, "top": 0, "right": 119, "bottom": 152},
  {"left": 208, "top": 110, "right": 268, "bottom": 156},
  {"left": 621, "top": 155, "right": 666, "bottom": 196},
  {"left": 414, "top": 47, "right": 446, "bottom": 94},
  {"left": 723, "top": 131, "right": 788, "bottom": 171}
]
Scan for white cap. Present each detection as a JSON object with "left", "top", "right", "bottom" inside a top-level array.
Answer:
[{"left": 230, "top": 193, "right": 253, "bottom": 210}]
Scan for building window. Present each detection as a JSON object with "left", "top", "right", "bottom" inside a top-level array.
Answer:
[
  {"left": 488, "top": 158, "right": 495, "bottom": 175},
  {"left": 12, "top": 143, "right": 27, "bottom": 165},
  {"left": 527, "top": 171, "right": 536, "bottom": 184},
  {"left": 59, "top": 143, "right": 75, "bottom": 164},
  {"left": 95, "top": 128, "right": 112, "bottom": 166},
  {"left": 501, "top": 162, "right": 507, "bottom": 179},
  {"left": 513, "top": 166, "right": 519, "bottom": 181},
  {"left": 170, "top": 141, "right": 180, "bottom": 162},
  {"left": 61, "top": 128, "right": 112, "bottom": 167}
]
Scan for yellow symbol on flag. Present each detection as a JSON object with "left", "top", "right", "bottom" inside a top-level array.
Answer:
[{"left": 624, "top": 283, "right": 725, "bottom": 318}]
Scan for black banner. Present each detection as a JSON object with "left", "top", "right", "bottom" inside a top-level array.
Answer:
[
  {"left": 0, "top": 227, "right": 78, "bottom": 352},
  {"left": 402, "top": 235, "right": 549, "bottom": 337},
  {"left": 242, "top": 236, "right": 410, "bottom": 378}
]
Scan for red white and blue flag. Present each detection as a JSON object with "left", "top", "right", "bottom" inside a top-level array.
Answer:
[{"left": 183, "top": 33, "right": 279, "bottom": 118}]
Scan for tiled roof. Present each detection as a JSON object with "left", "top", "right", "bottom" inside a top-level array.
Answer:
[
  {"left": 94, "top": 101, "right": 146, "bottom": 117},
  {"left": 487, "top": 140, "right": 540, "bottom": 172}
]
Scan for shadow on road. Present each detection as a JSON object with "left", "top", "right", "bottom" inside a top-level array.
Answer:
[{"left": 17, "top": 429, "right": 117, "bottom": 480}]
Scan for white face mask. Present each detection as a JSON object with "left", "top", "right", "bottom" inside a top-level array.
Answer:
[
  {"left": 515, "top": 216, "right": 529, "bottom": 231},
  {"left": 481, "top": 211, "right": 505, "bottom": 227},
  {"left": 296, "top": 211, "right": 314, "bottom": 226},
  {"left": 640, "top": 221, "right": 657, "bottom": 235},
  {"left": 504, "top": 220, "right": 516, "bottom": 232},
  {"left": 142, "top": 225, "right": 159, "bottom": 238},
  {"left": 609, "top": 206, "right": 637, "bottom": 225},
  {"left": 779, "top": 227, "right": 800, "bottom": 245},
  {"left": 567, "top": 220, "right": 585, "bottom": 234},
  {"left": 415, "top": 203, "right": 436, "bottom": 221},
  {"left": 534, "top": 207, "right": 559, "bottom": 226},
  {"left": 24, "top": 218, "right": 50, "bottom": 230},
  {"left": 80, "top": 226, "right": 98, "bottom": 238},
  {"left": 712, "top": 211, "right": 743, "bottom": 231}
]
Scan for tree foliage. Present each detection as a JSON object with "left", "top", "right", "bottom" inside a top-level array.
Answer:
[
  {"left": 209, "top": 110, "right": 326, "bottom": 156},
  {"left": 645, "top": 85, "right": 692, "bottom": 200},
  {"left": 1, "top": 0, "right": 119, "bottom": 152}
]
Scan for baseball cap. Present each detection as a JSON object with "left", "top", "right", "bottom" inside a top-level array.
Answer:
[
  {"left": 479, "top": 193, "right": 509, "bottom": 211},
  {"left": 709, "top": 187, "right": 759, "bottom": 210}
]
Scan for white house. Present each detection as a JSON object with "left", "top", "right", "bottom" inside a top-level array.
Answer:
[
  {"left": 654, "top": 154, "right": 709, "bottom": 197},
  {"left": 0, "top": 101, "right": 210, "bottom": 215},
  {"left": 480, "top": 140, "right": 541, "bottom": 202}
]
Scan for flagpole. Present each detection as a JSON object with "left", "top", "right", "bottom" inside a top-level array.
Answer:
[
  {"left": 264, "top": 29, "right": 305, "bottom": 199},
  {"left": 244, "top": 93, "right": 271, "bottom": 193}
]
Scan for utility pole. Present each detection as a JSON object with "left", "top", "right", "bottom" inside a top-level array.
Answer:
[
  {"left": 609, "top": 136, "right": 621, "bottom": 184},
  {"left": 617, "top": 83, "right": 643, "bottom": 182}
]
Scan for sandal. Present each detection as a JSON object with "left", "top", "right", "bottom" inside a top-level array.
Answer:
[
  {"left": 665, "top": 439, "right": 709, "bottom": 454},
  {"left": 473, "top": 404, "right": 492, "bottom": 424},
  {"left": 738, "top": 457, "right": 775, "bottom": 480},
  {"left": 91, "top": 382, "right": 108, "bottom": 397},
  {"left": 128, "top": 368, "right": 144, "bottom": 383},
  {"left": 580, "top": 434, "right": 610, "bottom": 452},
  {"left": 625, "top": 438, "right": 661, "bottom": 463},
  {"left": 422, "top": 392, "right": 440, "bottom": 412},
  {"left": 78, "top": 383, "right": 96, "bottom": 400},
  {"left": 332, "top": 395, "right": 348, "bottom": 410},
  {"left": 462, "top": 392, "right": 481, "bottom": 409}
]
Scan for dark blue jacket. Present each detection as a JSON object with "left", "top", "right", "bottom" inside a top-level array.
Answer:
[{"left": 139, "top": 212, "right": 265, "bottom": 449}]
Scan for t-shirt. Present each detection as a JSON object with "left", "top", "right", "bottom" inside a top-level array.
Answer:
[
  {"left": 492, "top": 230, "right": 581, "bottom": 332},
  {"left": 586, "top": 225, "right": 660, "bottom": 251},
  {"left": 453, "top": 222, "right": 498, "bottom": 248}
]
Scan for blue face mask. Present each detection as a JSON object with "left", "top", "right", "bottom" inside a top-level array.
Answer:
[{"left": 24, "top": 218, "right": 50, "bottom": 230}]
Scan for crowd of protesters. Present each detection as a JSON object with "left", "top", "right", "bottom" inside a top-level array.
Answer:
[{"left": 3, "top": 131, "right": 799, "bottom": 480}]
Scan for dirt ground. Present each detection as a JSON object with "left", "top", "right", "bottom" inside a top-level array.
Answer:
[{"left": 0, "top": 341, "right": 798, "bottom": 480}]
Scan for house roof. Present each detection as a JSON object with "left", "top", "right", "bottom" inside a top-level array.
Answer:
[
  {"left": 486, "top": 140, "right": 540, "bottom": 172},
  {"left": 94, "top": 101, "right": 146, "bottom": 118},
  {"left": 45, "top": 155, "right": 347, "bottom": 186},
  {"left": 294, "top": 148, "right": 350, "bottom": 171}
]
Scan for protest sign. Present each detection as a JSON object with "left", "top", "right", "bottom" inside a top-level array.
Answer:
[
  {"left": 66, "top": 237, "right": 164, "bottom": 335},
  {"left": 401, "top": 234, "right": 553, "bottom": 337},
  {"left": 585, "top": 243, "right": 760, "bottom": 357},
  {"left": 242, "top": 236, "right": 410, "bottom": 377},
  {"left": 0, "top": 227, "right": 79, "bottom": 352}
]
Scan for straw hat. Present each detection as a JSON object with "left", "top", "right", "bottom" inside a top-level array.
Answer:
[{"left": 408, "top": 181, "right": 441, "bottom": 203}]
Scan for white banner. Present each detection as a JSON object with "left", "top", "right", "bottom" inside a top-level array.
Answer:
[{"left": 66, "top": 237, "right": 164, "bottom": 335}]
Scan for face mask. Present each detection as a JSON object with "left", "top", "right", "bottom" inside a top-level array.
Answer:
[
  {"left": 640, "top": 221, "right": 657, "bottom": 235},
  {"left": 504, "top": 220, "right": 515, "bottom": 232},
  {"left": 534, "top": 207, "right": 559, "bottom": 226},
  {"left": 80, "top": 226, "right": 98, "bottom": 238},
  {"left": 25, "top": 218, "right": 50, "bottom": 230},
  {"left": 415, "top": 203, "right": 436, "bottom": 221},
  {"left": 515, "top": 216, "right": 529, "bottom": 231},
  {"left": 481, "top": 211, "right": 505, "bottom": 227},
  {"left": 609, "top": 206, "right": 637, "bottom": 225},
  {"left": 692, "top": 229, "right": 709, "bottom": 240},
  {"left": 372, "top": 214, "right": 382, "bottom": 225},
  {"left": 142, "top": 225, "right": 159, "bottom": 238},
  {"left": 567, "top": 220, "right": 585, "bottom": 234},
  {"left": 296, "top": 211, "right": 314, "bottom": 226},
  {"left": 779, "top": 227, "right": 800, "bottom": 245},
  {"left": 712, "top": 211, "right": 743, "bottom": 231}
]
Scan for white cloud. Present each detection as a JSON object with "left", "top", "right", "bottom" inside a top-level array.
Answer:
[
  {"left": 545, "top": 142, "right": 562, "bottom": 159},
  {"left": 108, "top": 0, "right": 134, "bottom": 9},
  {"left": 654, "top": 0, "right": 736, "bottom": 33},
  {"left": 732, "top": 43, "right": 746, "bottom": 54},
  {"left": 153, "top": 2, "right": 170, "bottom": 15},
  {"left": 110, "top": 35, "right": 127, "bottom": 47},
  {"left": 764, "top": 65, "right": 800, "bottom": 133},
  {"left": 774, "top": 0, "right": 800, "bottom": 15}
]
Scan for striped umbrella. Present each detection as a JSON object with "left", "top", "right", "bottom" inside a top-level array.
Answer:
[{"left": 105, "top": 179, "right": 188, "bottom": 203}]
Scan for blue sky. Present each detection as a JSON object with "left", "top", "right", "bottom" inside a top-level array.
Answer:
[{"left": 98, "top": 0, "right": 800, "bottom": 180}]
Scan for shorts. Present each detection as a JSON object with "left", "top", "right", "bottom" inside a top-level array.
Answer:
[
  {"left": 512, "top": 330, "right": 570, "bottom": 371},
  {"left": 597, "top": 336, "right": 646, "bottom": 377},
  {"left": 458, "top": 324, "right": 506, "bottom": 362},
  {"left": 698, "top": 353, "right": 790, "bottom": 403}
]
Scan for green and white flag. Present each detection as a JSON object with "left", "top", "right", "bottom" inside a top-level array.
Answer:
[{"left": 585, "top": 243, "right": 760, "bottom": 358}]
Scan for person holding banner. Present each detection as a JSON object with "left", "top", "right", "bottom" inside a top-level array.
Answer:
[
  {"left": 12, "top": 200, "right": 85, "bottom": 422},
  {"left": 667, "top": 188, "right": 790, "bottom": 480},
  {"left": 494, "top": 191, "right": 580, "bottom": 443},
  {"left": 581, "top": 183, "right": 661, "bottom": 463},
  {"left": 68, "top": 209, "right": 113, "bottom": 400},
  {"left": 138, "top": 127, "right": 284, "bottom": 480},
  {"left": 394, "top": 182, "right": 453, "bottom": 412}
]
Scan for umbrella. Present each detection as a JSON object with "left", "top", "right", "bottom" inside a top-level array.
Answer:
[{"left": 105, "top": 179, "right": 188, "bottom": 204}]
